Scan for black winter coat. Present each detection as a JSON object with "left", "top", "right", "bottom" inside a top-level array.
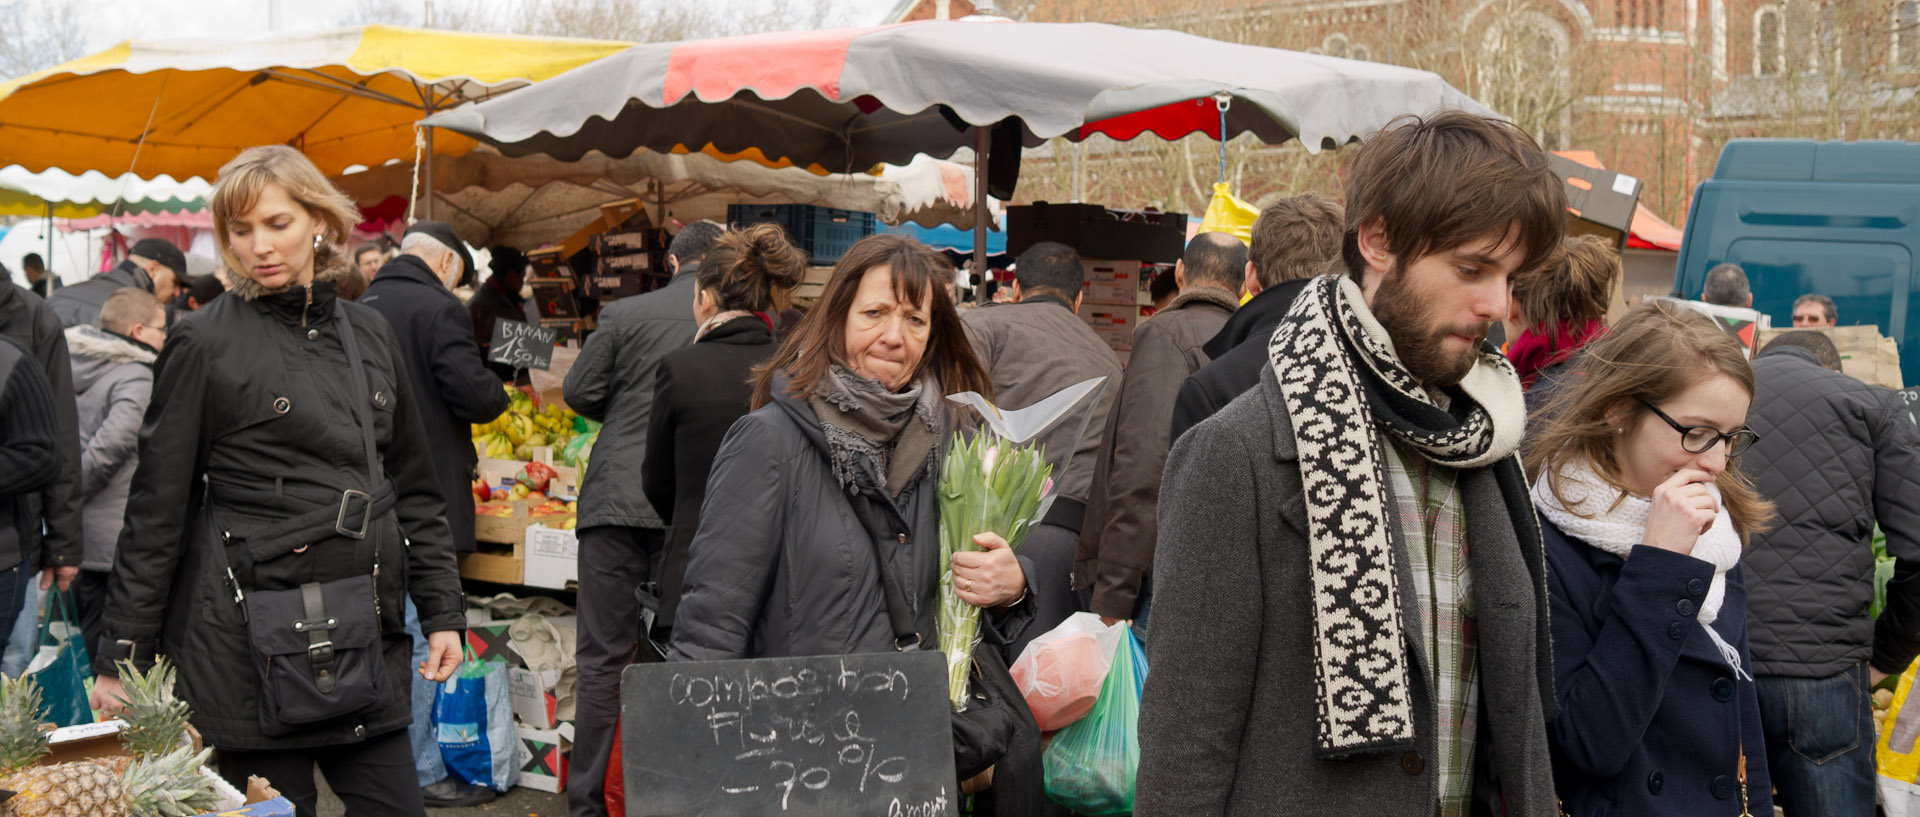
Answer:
[
  {"left": 563, "top": 269, "right": 699, "bottom": 530},
  {"left": 97, "top": 263, "right": 467, "bottom": 751},
  {"left": 1544, "top": 519, "right": 1771, "bottom": 817},
  {"left": 1741, "top": 345, "right": 1920, "bottom": 677},
  {"left": 640, "top": 316, "right": 777, "bottom": 633},
  {"left": 0, "top": 281, "right": 82, "bottom": 573},
  {"left": 48, "top": 260, "right": 151, "bottom": 329},
  {"left": 1169, "top": 278, "right": 1309, "bottom": 445},
  {"left": 359, "top": 255, "right": 510, "bottom": 552},
  {"left": 0, "top": 335, "right": 62, "bottom": 562}
]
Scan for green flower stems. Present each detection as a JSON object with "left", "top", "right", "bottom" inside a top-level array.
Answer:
[{"left": 938, "top": 432, "right": 1053, "bottom": 711}]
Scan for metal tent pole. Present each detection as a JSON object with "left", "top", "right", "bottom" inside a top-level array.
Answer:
[
  {"left": 46, "top": 201, "right": 56, "bottom": 291},
  {"left": 972, "top": 126, "right": 989, "bottom": 283}
]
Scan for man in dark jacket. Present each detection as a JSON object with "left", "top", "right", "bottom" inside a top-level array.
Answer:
[
  {"left": 470, "top": 245, "right": 528, "bottom": 382},
  {"left": 1741, "top": 330, "right": 1920, "bottom": 817},
  {"left": 1077, "top": 233, "right": 1242, "bottom": 627},
  {"left": 49, "top": 237, "right": 185, "bottom": 329},
  {"left": 1138, "top": 112, "right": 1564, "bottom": 817},
  {"left": 0, "top": 278, "right": 83, "bottom": 598},
  {"left": 359, "top": 222, "right": 509, "bottom": 808},
  {"left": 0, "top": 333, "right": 63, "bottom": 665},
  {"left": 66, "top": 288, "right": 166, "bottom": 655},
  {"left": 962, "top": 241, "right": 1123, "bottom": 659},
  {"left": 22, "top": 254, "right": 51, "bottom": 298},
  {"left": 1170, "top": 194, "right": 1346, "bottom": 444},
  {"left": 561, "top": 219, "right": 723, "bottom": 817}
]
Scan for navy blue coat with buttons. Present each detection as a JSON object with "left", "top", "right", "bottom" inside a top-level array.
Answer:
[{"left": 1543, "top": 518, "right": 1772, "bottom": 816}]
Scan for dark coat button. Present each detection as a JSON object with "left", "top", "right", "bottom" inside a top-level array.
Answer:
[
  {"left": 1687, "top": 578, "right": 1706, "bottom": 597},
  {"left": 1711, "top": 677, "right": 1735, "bottom": 702},
  {"left": 374, "top": 391, "right": 390, "bottom": 409},
  {"left": 897, "top": 533, "right": 907, "bottom": 544},
  {"left": 273, "top": 397, "right": 291, "bottom": 414},
  {"left": 353, "top": 724, "right": 366, "bottom": 738},
  {"left": 307, "top": 329, "right": 319, "bottom": 341},
  {"left": 1400, "top": 751, "right": 1423, "bottom": 775},
  {"left": 1710, "top": 774, "right": 1735, "bottom": 800},
  {"left": 1676, "top": 598, "right": 1695, "bottom": 617},
  {"left": 1647, "top": 771, "right": 1664, "bottom": 794},
  {"left": 1668, "top": 621, "right": 1686, "bottom": 639}
]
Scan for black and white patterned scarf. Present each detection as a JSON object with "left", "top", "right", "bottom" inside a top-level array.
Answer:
[{"left": 1266, "top": 274, "right": 1526, "bottom": 756}]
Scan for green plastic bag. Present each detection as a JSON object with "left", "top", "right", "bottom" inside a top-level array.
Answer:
[
  {"left": 24, "top": 589, "right": 92, "bottom": 727},
  {"left": 1043, "top": 627, "right": 1143, "bottom": 815}
]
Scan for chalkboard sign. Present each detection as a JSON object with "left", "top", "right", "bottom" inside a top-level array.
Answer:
[
  {"left": 489, "top": 319, "right": 557, "bottom": 371},
  {"left": 621, "top": 651, "right": 956, "bottom": 817}
]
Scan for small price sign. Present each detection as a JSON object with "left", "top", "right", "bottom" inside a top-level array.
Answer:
[{"left": 489, "top": 319, "right": 558, "bottom": 371}]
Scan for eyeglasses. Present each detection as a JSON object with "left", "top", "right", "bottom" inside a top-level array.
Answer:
[{"left": 1638, "top": 399, "right": 1759, "bottom": 457}]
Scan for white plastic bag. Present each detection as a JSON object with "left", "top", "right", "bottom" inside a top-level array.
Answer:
[{"left": 1010, "top": 612, "right": 1127, "bottom": 732}]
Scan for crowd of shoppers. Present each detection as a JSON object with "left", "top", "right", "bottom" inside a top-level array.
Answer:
[{"left": 1, "top": 106, "right": 1911, "bottom": 817}]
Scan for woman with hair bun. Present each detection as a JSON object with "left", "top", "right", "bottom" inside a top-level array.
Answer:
[{"left": 640, "top": 222, "right": 806, "bottom": 643}]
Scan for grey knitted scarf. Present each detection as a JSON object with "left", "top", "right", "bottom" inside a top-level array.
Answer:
[{"left": 810, "top": 364, "right": 941, "bottom": 500}]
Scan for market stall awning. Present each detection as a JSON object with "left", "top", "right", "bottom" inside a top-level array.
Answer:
[
  {"left": 423, "top": 19, "right": 1497, "bottom": 173},
  {"left": 332, "top": 147, "right": 979, "bottom": 249},
  {"left": 0, "top": 166, "right": 208, "bottom": 218},
  {"left": 884, "top": 220, "right": 1005, "bottom": 257},
  {"left": 1553, "top": 150, "right": 1684, "bottom": 251},
  {"left": 0, "top": 25, "right": 632, "bottom": 181}
]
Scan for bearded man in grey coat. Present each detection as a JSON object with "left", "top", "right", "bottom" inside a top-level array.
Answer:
[{"left": 1137, "top": 112, "right": 1568, "bottom": 817}]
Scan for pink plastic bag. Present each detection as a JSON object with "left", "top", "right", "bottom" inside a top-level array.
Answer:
[{"left": 1010, "top": 613, "right": 1126, "bottom": 732}]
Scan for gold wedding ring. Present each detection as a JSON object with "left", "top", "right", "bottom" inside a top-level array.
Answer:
[{"left": 964, "top": 578, "right": 974, "bottom": 592}]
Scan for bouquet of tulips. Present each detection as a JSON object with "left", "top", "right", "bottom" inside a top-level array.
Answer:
[{"left": 937, "top": 431, "right": 1054, "bottom": 710}]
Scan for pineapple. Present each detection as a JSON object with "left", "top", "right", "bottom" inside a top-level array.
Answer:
[
  {"left": 0, "top": 665, "right": 218, "bottom": 817},
  {"left": 113, "top": 660, "right": 190, "bottom": 761},
  {"left": 0, "top": 673, "right": 129, "bottom": 817}
]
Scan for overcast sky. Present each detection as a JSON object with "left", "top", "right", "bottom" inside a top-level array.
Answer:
[{"left": 76, "top": 0, "right": 900, "bottom": 52}]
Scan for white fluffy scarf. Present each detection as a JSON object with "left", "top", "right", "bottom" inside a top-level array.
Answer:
[{"left": 1531, "top": 457, "right": 1750, "bottom": 679}]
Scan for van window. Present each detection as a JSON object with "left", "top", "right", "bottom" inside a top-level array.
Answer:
[{"left": 1726, "top": 239, "right": 1913, "bottom": 337}]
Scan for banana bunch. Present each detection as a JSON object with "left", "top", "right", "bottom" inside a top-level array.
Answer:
[{"left": 471, "top": 384, "right": 583, "bottom": 462}]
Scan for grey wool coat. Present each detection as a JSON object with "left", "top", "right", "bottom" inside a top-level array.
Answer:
[{"left": 1135, "top": 368, "right": 1558, "bottom": 817}]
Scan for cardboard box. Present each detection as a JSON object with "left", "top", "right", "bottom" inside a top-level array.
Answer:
[
  {"left": 523, "top": 524, "right": 579, "bottom": 590},
  {"left": 1077, "top": 301, "right": 1136, "bottom": 351},
  {"left": 526, "top": 248, "right": 576, "bottom": 282},
  {"left": 467, "top": 622, "right": 526, "bottom": 667},
  {"left": 508, "top": 666, "right": 560, "bottom": 729},
  {"left": 1757, "top": 324, "right": 1904, "bottom": 388},
  {"left": 594, "top": 251, "right": 653, "bottom": 274},
  {"left": 590, "top": 229, "right": 658, "bottom": 257},
  {"left": 1083, "top": 260, "right": 1139, "bottom": 305},
  {"left": 515, "top": 723, "right": 573, "bottom": 794},
  {"left": 581, "top": 272, "right": 646, "bottom": 300}
]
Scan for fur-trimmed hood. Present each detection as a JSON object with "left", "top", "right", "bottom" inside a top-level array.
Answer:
[
  {"left": 65, "top": 324, "right": 157, "bottom": 366},
  {"left": 224, "top": 249, "right": 353, "bottom": 302}
]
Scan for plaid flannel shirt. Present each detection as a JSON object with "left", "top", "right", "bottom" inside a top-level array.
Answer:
[{"left": 1384, "top": 439, "right": 1479, "bottom": 817}]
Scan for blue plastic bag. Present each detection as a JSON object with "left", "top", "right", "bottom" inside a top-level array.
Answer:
[
  {"left": 434, "top": 655, "right": 516, "bottom": 791},
  {"left": 24, "top": 589, "right": 92, "bottom": 727}
]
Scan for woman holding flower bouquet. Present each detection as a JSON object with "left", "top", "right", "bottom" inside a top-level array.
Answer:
[{"left": 668, "top": 233, "right": 1043, "bottom": 812}]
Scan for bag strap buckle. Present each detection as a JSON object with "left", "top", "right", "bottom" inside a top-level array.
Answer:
[
  {"left": 335, "top": 489, "right": 373, "bottom": 539},
  {"left": 895, "top": 634, "right": 921, "bottom": 652}
]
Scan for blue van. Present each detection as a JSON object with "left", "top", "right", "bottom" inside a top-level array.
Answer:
[{"left": 1670, "top": 139, "right": 1920, "bottom": 385}]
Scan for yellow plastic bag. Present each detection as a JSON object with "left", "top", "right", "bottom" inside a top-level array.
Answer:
[
  {"left": 1198, "top": 182, "right": 1258, "bottom": 246},
  {"left": 1878, "top": 662, "right": 1920, "bottom": 782}
]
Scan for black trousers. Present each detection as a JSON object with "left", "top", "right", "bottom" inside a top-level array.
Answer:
[
  {"left": 71, "top": 568, "right": 110, "bottom": 660},
  {"left": 215, "top": 729, "right": 424, "bottom": 817},
  {"left": 567, "top": 525, "right": 664, "bottom": 817}
]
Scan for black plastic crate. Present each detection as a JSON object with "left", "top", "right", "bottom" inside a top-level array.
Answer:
[
  {"left": 727, "top": 204, "right": 878, "bottom": 264},
  {"left": 1008, "top": 203, "right": 1189, "bottom": 264}
]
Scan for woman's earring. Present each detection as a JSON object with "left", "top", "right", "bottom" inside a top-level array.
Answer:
[{"left": 312, "top": 235, "right": 323, "bottom": 249}]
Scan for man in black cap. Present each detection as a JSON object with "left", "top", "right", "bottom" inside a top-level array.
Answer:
[
  {"left": 49, "top": 238, "right": 185, "bottom": 329},
  {"left": 359, "top": 221, "right": 508, "bottom": 807}
]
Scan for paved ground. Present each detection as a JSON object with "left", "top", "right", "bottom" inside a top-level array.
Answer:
[{"left": 314, "top": 774, "right": 567, "bottom": 817}]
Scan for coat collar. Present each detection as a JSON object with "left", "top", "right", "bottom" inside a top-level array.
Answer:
[
  {"left": 697, "top": 315, "right": 775, "bottom": 346},
  {"left": 228, "top": 256, "right": 352, "bottom": 327},
  {"left": 368, "top": 254, "right": 456, "bottom": 298},
  {"left": 1202, "top": 277, "right": 1310, "bottom": 358},
  {"left": 1162, "top": 285, "right": 1240, "bottom": 316}
]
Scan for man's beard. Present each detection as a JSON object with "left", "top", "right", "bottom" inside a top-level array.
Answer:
[{"left": 1367, "top": 262, "right": 1488, "bottom": 389}]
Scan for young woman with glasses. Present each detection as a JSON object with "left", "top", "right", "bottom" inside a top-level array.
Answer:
[{"left": 1525, "top": 299, "right": 1774, "bottom": 816}]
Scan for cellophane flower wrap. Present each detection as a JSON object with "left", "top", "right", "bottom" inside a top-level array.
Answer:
[{"left": 937, "top": 431, "right": 1053, "bottom": 711}]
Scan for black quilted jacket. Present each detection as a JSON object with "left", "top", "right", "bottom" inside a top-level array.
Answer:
[{"left": 1740, "top": 345, "right": 1920, "bottom": 678}]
